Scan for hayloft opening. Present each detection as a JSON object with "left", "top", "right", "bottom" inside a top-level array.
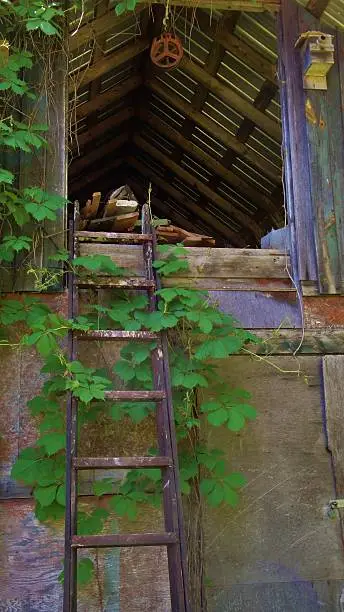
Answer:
[{"left": 68, "top": 5, "right": 283, "bottom": 248}]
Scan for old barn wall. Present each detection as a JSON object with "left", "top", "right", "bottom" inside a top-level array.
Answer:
[
  {"left": 1, "top": 249, "right": 344, "bottom": 610},
  {"left": 204, "top": 356, "right": 344, "bottom": 611}
]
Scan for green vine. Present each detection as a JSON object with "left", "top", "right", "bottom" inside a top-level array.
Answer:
[
  {"left": 5, "top": 246, "right": 258, "bottom": 585},
  {"left": 1, "top": 1, "right": 258, "bottom": 592}
]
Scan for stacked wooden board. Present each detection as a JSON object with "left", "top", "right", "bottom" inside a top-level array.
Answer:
[{"left": 78, "top": 186, "right": 216, "bottom": 246}]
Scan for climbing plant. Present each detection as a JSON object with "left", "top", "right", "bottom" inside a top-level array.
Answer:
[
  {"left": 0, "top": 0, "right": 258, "bottom": 590},
  {"left": 7, "top": 245, "right": 258, "bottom": 585}
]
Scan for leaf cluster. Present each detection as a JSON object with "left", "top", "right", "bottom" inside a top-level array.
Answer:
[{"left": 7, "top": 236, "right": 258, "bottom": 588}]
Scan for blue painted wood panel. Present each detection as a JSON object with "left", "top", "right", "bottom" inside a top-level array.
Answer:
[{"left": 209, "top": 290, "right": 302, "bottom": 328}]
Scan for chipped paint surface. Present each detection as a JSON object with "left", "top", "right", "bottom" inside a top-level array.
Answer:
[
  {"left": 304, "top": 296, "right": 344, "bottom": 327},
  {"left": 305, "top": 98, "right": 318, "bottom": 125}
]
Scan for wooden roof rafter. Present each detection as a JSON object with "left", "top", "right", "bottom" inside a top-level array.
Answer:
[
  {"left": 125, "top": 176, "right": 220, "bottom": 239},
  {"left": 68, "top": 37, "right": 149, "bottom": 93},
  {"left": 70, "top": 154, "right": 125, "bottom": 195},
  {"left": 132, "top": 134, "right": 262, "bottom": 240},
  {"left": 74, "top": 74, "right": 142, "bottom": 120},
  {"left": 70, "top": 105, "right": 133, "bottom": 151},
  {"left": 127, "top": 155, "right": 247, "bottom": 245},
  {"left": 67, "top": 4, "right": 284, "bottom": 241},
  {"left": 169, "top": 11, "right": 234, "bottom": 164},
  {"left": 147, "top": 79, "right": 280, "bottom": 183},
  {"left": 69, "top": 131, "right": 131, "bottom": 179},
  {"left": 68, "top": 5, "right": 146, "bottom": 53},
  {"left": 139, "top": 109, "right": 281, "bottom": 221},
  {"left": 191, "top": 9, "right": 277, "bottom": 84}
]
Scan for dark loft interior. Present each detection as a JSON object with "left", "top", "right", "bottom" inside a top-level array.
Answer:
[{"left": 68, "top": 5, "right": 283, "bottom": 247}]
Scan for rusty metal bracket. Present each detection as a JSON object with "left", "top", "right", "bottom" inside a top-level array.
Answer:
[{"left": 295, "top": 31, "right": 334, "bottom": 90}]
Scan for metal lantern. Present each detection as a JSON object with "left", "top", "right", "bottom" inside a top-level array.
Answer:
[{"left": 150, "top": 32, "right": 183, "bottom": 71}]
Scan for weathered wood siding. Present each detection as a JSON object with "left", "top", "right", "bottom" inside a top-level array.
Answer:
[
  {"left": 279, "top": 0, "right": 344, "bottom": 294},
  {"left": 0, "top": 41, "right": 67, "bottom": 293},
  {"left": 1, "top": 246, "right": 344, "bottom": 610},
  {"left": 204, "top": 356, "right": 344, "bottom": 610}
]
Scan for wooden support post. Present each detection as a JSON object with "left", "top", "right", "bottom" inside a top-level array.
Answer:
[{"left": 279, "top": 0, "right": 344, "bottom": 294}]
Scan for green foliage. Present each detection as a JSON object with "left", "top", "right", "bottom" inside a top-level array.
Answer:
[
  {"left": 77, "top": 558, "right": 95, "bottom": 585},
  {"left": 153, "top": 245, "right": 189, "bottom": 276},
  {"left": 7, "top": 1, "right": 63, "bottom": 36},
  {"left": 73, "top": 255, "right": 126, "bottom": 276},
  {"left": 0, "top": 7, "right": 68, "bottom": 274},
  {"left": 9, "top": 245, "right": 257, "bottom": 556},
  {"left": 2, "top": 7, "right": 258, "bottom": 590},
  {"left": 114, "top": 0, "right": 138, "bottom": 16}
]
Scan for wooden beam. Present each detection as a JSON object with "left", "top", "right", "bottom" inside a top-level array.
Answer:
[
  {"left": 127, "top": 177, "right": 216, "bottom": 238},
  {"left": 147, "top": 79, "right": 280, "bottom": 183},
  {"left": 74, "top": 74, "right": 142, "bottom": 120},
  {"left": 69, "top": 157, "right": 124, "bottom": 196},
  {"left": 69, "top": 38, "right": 149, "bottom": 93},
  {"left": 71, "top": 106, "right": 133, "bottom": 149},
  {"left": 133, "top": 134, "right": 262, "bottom": 239},
  {"left": 70, "top": 132, "right": 129, "bottom": 177},
  {"left": 127, "top": 156, "right": 246, "bottom": 246},
  {"left": 194, "top": 9, "right": 277, "bottom": 85},
  {"left": 306, "top": 0, "right": 330, "bottom": 18},
  {"left": 180, "top": 55, "right": 280, "bottom": 142},
  {"left": 69, "top": 7, "right": 146, "bottom": 53},
  {"left": 142, "top": 0, "right": 280, "bottom": 10},
  {"left": 88, "top": 0, "right": 114, "bottom": 107},
  {"left": 170, "top": 14, "right": 230, "bottom": 165},
  {"left": 140, "top": 110, "right": 280, "bottom": 221}
]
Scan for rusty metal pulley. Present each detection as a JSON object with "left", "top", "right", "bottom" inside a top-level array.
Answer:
[{"left": 150, "top": 32, "right": 183, "bottom": 71}]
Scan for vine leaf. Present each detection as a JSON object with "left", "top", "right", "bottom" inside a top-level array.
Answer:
[
  {"left": 56, "top": 484, "right": 66, "bottom": 506},
  {"left": 10, "top": 447, "right": 44, "bottom": 484},
  {"left": 73, "top": 255, "right": 125, "bottom": 276},
  {"left": 93, "top": 478, "right": 115, "bottom": 497},
  {"left": 77, "top": 558, "right": 94, "bottom": 586},
  {"left": 0, "top": 168, "right": 14, "bottom": 184},
  {"left": 22, "top": 187, "right": 65, "bottom": 221},
  {"left": 110, "top": 494, "right": 138, "bottom": 520},
  {"left": 34, "top": 484, "right": 57, "bottom": 507},
  {"left": 195, "top": 335, "right": 244, "bottom": 360},
  {"left": 37, "top": 432, "right": 65, "bottom": 456},
  {"left": 78, "top": 508, "right": 109, "bottom": 535}
]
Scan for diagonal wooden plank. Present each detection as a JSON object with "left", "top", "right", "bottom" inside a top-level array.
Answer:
[
  {"left": 71, "top": 106, "right": 133, "bottom": 149},
  {"left": 147, "top": 79, "right": 280, "bottom": 183},
  {"left": 306, "top": 0, "right": 330, "bottom": 18},
  {"left": 133, "top": 134, "right": 262, "bottom": 239},
  {"left": 127, "top": 155, "right": 246, "bottom": 246},
  {"left": 70, "top": 132, "right": 129, "bottom": 177},
  {"left": 69, "top": 7, "right": 145, "bottom": 53},
  {"left": 69, "top": 38, "right": 149, "bottom": 93},
  {"left": 140, "top": 109, "right": 280, "bottom": 220},
  {"left": 180, "top": 55, "right": 280, "bottom": 141},
  {"left": 193, "top": 9, "right": 277, "bottom": 84},
  {"left": 74, "top": 74, "right": 142, "bottom": 119}
]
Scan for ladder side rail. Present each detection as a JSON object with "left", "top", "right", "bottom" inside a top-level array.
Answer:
[
  {"left": 142, "top": 204, "right": 189, "bottom": 612},
  {"left": 64, "top": 203, "right": 80, "bottom": 612}
]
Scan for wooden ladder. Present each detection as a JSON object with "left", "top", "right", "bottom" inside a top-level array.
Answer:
[{"left": 63, "top": 203, "right": 189, "bottom": 611}]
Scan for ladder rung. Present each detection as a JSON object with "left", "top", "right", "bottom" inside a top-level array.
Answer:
[
  {"left": 75, "top": 231, "right": 153, "bottom": 244},
  {"left": 104, "top": 390, "right": 166, "bottom": 401},
  {"left": 77, "top": 330, "right": 158, "bottom": 341},
  {"left": 74, "top": 456, "right": 172, "bottom": 469},
  {"left": 72, "top": 533, "right": 178, "bottom": 548},
  {"left": 76, "top": 278, "right": 155, "bottom": 289}
]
